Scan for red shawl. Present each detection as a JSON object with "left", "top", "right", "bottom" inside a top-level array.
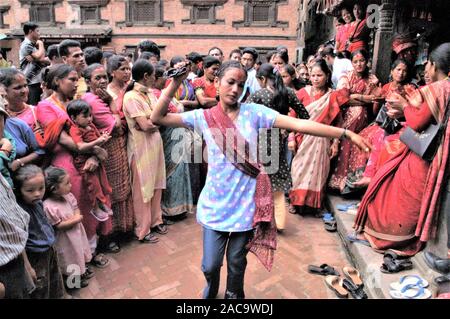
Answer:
[
  {"left": 34, "top": 116, "right": 70, "bottom": 150},
  {"left": 204, "top": 103, "right": 276, "bottom": 271}
]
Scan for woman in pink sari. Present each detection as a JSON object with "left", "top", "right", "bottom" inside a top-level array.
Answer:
[
  {"left": 335, "top": 8, "right": 353, "bottom": 53},
  {"left": 82, "top": 62, "right": 134, "bottom": 252},
  {"left": 289, "top": 60, "right": 349, "bottom": 214},
  {"left": 328, "top": 50, "right": 382, "bottom": 192},
  {"left": 36, "top": 64, "right": 111, "bottom": 267},
  {"left": 354, "top": 43, "right": 450, "bottom": 256}
]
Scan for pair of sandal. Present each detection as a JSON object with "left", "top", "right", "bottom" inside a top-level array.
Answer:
[
  {"left": 389, "top": 275, "right": 431, "bottom": 299},
  {"left": 138, "top": 232, "right": 159, "bottom": 244},
  {"left": 380, "top": 250, "right": 413, "bottom": 274},
  {"left": 321, "top": 266, "right": 368, "bottom": 299},
  {"left": 152, "top": 224, "right": 168, "bottom": 235},
  {"left": 90, "top": 253, "right": 110, "bottom": 268},
  {"left": 322, "top": 213, "right": 337, "bottom": 232}
]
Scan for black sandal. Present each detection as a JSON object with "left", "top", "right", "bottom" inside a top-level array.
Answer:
[
  {"left": 342, "top": 278, "right": 368, "bottom": 299},
  {"left": 308, "top": 264, "right": 340, "bottom": 276},
  {"left": 380, "top": 258, "right": 413, "bottom": 273},
  {"left": 139, "top": 233, "right": 159, "bottom": 244},
  {"left": 105, "top": 241, "right": 121, "bottom": 254},
  {"left": 324, "top": 220, "right": 337, "bottom": 232}
]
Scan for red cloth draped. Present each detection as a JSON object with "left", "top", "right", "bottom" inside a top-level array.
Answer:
[
  {"left": 203, "top": 103, "right": 276, "bottom": 271},
  {"left": 346, "top": 18, "right": 371, "bottom": 53},
  {"left": 354, "top": 79, "right": 450, "bottom": 256}
]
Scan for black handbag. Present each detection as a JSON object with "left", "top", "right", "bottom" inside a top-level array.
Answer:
[
  {"left": 375, "top": 105, "right": 403, "bottom": 135},
  {"left": 399, "top": 105, "right": 450, "bottom": 161}
]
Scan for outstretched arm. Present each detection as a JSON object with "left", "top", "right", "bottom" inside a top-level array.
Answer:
[
  {"left": 151, "top": 74, "right": 190, "bottom": 128},
  {"left": 274, "top": 114, "right": 371, "bottom": 153}
]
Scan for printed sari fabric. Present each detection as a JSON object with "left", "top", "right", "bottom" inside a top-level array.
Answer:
[
  {"left": 354, "top": 79, "right": 450, "bottom": 256},
  {"left": 289, "top": 86, "right": 349, "bottom": 208},
  {"left": 346, "top": 18, "right": 371, "bottom": 53},
  {"left": 342, "top": 82, "right": 418, "bottom": 184},
  {"left": 328, "top": 70, "right": 379, "bottom": 192},
  {"left": 88, "top": 89, "right": 134, "bottom": 233},
  {"left": 153, "top": 89, "right": 196, "bottom": 216}
]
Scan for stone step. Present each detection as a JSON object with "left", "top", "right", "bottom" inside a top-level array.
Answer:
[{"left": 325, "top": 195, "right": 441, "bottom": 299}]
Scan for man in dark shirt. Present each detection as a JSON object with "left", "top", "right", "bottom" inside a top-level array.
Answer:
[{"left": 19, "top": 23, "right": 49, "bottom": 106}]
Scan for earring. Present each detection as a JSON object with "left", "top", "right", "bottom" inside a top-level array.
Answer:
[{"left": 216, "top": 87, "right": 220, "bottom": 101}]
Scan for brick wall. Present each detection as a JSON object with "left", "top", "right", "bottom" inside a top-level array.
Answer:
[{"left": 0, "top": 0, "right": 301, "bottom": 65}]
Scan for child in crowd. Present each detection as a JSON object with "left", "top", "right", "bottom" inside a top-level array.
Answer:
[
  {"left": 13, "top": 164, "right": 65, "bottom": 299},
  {"left": 66, "top": 99, "right": 113, "bottom": 222},
  {"left": 43, "top": 166, "right": 93, "bottom": 289}
]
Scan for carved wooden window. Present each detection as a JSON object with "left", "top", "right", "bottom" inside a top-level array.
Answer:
[
  {"left": 81, "top": 6, "right": 100, "bottom": 23},
  {"left": 19, "top": 0, "right": 62, "bottom": 26},
  {"left": 134, "top": 1, "right": 156, "bottom": 22},
  {"left": 233, "top": 0, "right": 288, "bottom": 28},
  {"left": 252, "top": 4, "right": 270, "bottom": 23},
  {"left": 0, "top": 6, "right": 9, "bottom": 28},
  {"left": 181, "top": 1, "right": 225, "bottom": 25}
]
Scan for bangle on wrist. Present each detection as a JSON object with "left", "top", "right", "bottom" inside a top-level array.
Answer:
[{"left": 340, "top": 128, "right": 348, "bottom": 140}]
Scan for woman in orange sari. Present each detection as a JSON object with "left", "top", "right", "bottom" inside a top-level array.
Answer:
[
  {"left": 354, "top": 43, "right": 450, "bottom": 256},
  {"left": 328, "top": 50, "right": 382, "bottom": 192},
  {"left": 289, "top": 60, "right": 349, "bottom": 214}
]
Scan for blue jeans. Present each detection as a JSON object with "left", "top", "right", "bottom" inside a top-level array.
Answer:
[{"left": 201, "top": 227, "right": 253, "bottom": 299}]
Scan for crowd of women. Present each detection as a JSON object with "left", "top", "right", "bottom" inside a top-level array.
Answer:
[{"left": 0, "top": 2, "right": 449, "bottom": 299}]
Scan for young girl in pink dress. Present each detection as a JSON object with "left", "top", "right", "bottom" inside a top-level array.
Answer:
[{"left": 43, "top": 166, "right": 94, "bottom": 289}]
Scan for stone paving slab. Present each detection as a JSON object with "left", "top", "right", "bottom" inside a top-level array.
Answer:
[{"left": 71, "top": 210, "right": 351, "bottom": 299}]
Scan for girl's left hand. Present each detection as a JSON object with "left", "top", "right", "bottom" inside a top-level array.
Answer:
[
  {"left": 8, "top": 160, "right": 22, "bottom": 172},
  {"left": 347, "top": 131, "right": 372, "bottom": 153}
]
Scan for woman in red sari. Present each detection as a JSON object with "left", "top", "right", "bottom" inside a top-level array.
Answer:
[
  {"left": 345, "top": 60, "right": 417, "bottom": 189},
  {"left": 335, "top": 8, "right": 353, "bottom": 53},
  {"left": 354, "top": 43, "right": 450, "bottom": 256},
  {"left": 328, "top": 49, "right": 382, "bottom": 192},
  {"left": 345, "top": 3, "right": 371, "bottom": 54},
  {"left": 289, "top": 60, "right": 349, "bottom": 214}
]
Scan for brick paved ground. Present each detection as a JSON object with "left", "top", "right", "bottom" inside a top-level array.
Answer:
[{"left": 71, "top": 211, "right": 350, "bottom": 299}]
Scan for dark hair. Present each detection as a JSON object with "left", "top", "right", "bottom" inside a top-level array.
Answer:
[
  {"left": 47, "top": 44, "right": 60, "bottom": 61},
  {"left": 203, "top": 56, "right": 221, "bottom": 69},
  {"left": 282, "top": 64, "right": 304, "bottom": 91},
  {"left": 351, "top": 49, "right": 370, "bottom": 77},
  {"left": 266, "top": 50, "right": 277, "bottom": 63},
  {"left": 272, "top": 50, "right": 289, "bottom": 64},
  {"left": 256, "top": 63, "right": 289, "bottom": 114},
  {"left": 82, "top": 63, "right": 104, "bottom": 82},
  {"left": 67, "top": 99, "right": 91, "bottom": 119},
  {"left": 321, "top": 47, "right": 336, "bottom": 58},
  {"left": 170, "top": 55, "right": 185, "bottom": 68},
  {"left": 158, "top": 59, "right": 169, "bottom": 68},
  {"left": 229, "top": 49, "right": 242, "bottom": 59},
  {"left": 154, "top": 65, "right": 166, "bottom": 80},
  {"left": 23, "top": 22, "right": 39, "bottom": 36},
  {"left": 59, "top": 39, "right": 82, "bottom": 57},
  {"left": 44, "top": 166, "right": 68, "bottom": 199},
  {"left": 137, "top": 40, "right": 160, "bottom": 58},
  {"left": 45, "top": 64, "right": 76, "bottom": 91},
  {"left": 310, "top": 59, "right": 333, "bottom": 88},
  {"left": 216, "top": 60, "right": 247, "bottom": 80},
  {"left": 186, "top": 52, "right": 203, "bottom": 64},
  {"left": 208, "top": 47, "right": 223, "bottom": 56},
  {"left": 13, "top": 165, "right": 44, "bottom": 198},
  {"left": 0, "top": 68, "right": 23, "bottom": 87},
  {"left": 83, "top": 47, "right": 103, "bottom": 66},
  {"left": 139, "top": 51, "right": 158, "bottom": 61},
  {"left": 337, "top": 17, "right": 345, "bottom": 24},
  {"left": 429, "top": 42, "right": 450, "bottom": 75},
  {"left": 107, "top": 55, "right": 127, "bottom": 74},
  {"left": 103, "top": 51, "right": 114, "bottom": 61},
  {"left": 242, "top": 47, "right": 258, "bottom": 60},
  {"left": 126, "top": 59, "right": 154, "bottom": 92}
]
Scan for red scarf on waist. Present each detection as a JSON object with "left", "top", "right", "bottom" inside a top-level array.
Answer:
[{"left": 204, "top": 103, "right": 276, "bottom": 271}]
